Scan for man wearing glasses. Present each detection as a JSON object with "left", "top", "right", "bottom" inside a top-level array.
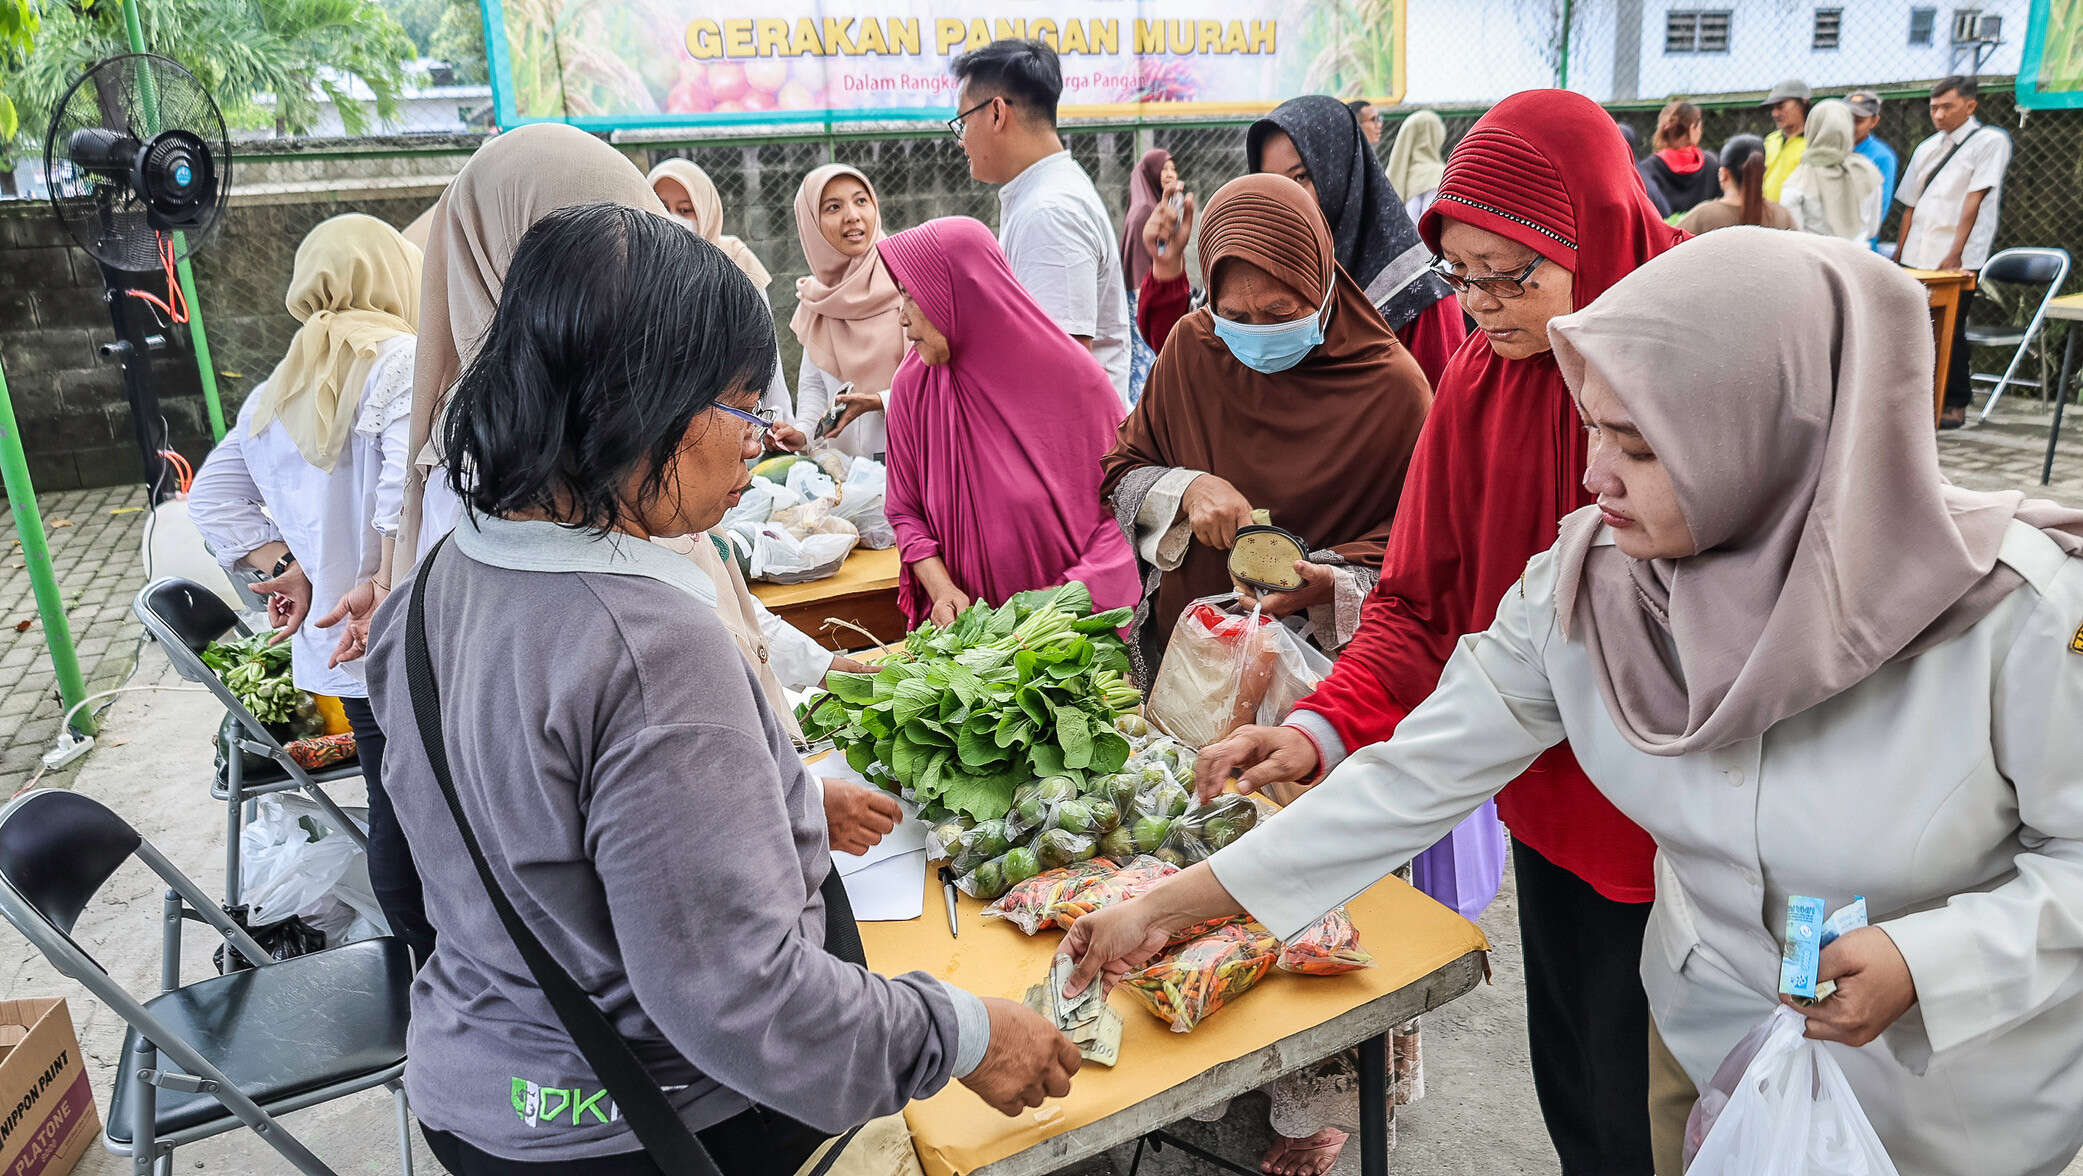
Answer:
[
  {"left": 1347, "top": 99, "right": 1384, "bottom": 147},
  {"left": 948, "top": 38, "right": 1132, "bottom": 408}
]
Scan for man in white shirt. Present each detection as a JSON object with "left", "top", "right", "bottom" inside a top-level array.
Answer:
[
  {"left": 1896, "top": 75, "right": 2012, "bottom": 427},
  {"left": 949, "top": 38, "right": 1132, "bottom": 406}
]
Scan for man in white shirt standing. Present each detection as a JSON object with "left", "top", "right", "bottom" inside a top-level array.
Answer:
[
  {"left": 949, "top": 38, "right": 1133, "bottom": 406},
  {"left": 1896, "top": 75, "right": 2012, "bottom": 428}
]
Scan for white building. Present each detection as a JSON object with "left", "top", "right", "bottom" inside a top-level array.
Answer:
[
  {"left": 1405, "top": 0, "right": 2027, "bottom": 106},
  {"left": 238, "top": 60, "right": 492, "bottom": 141}
]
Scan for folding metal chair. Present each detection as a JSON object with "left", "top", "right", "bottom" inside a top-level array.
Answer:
[
  {"left": 1968, "top": 247, "right": 2071, "bottom": 422},
  {"left": 132, "top": 578, "right": 366, "bottom": 909},
  {"left": 0, "top": 789, "right": 413, "bottom": 1176}
]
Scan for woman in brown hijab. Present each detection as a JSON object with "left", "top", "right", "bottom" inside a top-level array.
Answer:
[{"left": 1100, "top": 173, "right": 1431, "bottom": 677}]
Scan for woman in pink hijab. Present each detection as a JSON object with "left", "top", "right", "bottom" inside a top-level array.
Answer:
[{"left": 875, "top": 217, "right": 1141, "bottom": 625}]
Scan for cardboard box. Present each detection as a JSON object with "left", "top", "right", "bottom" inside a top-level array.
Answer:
[{"left": 0, "top": 999, "right": 98, "bottom": 1176}]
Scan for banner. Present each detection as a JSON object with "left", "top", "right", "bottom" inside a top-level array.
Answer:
[
  {"left": 2019, "top": 0, "right": 2083, "bottom": 109},
  {"left": 481, "top": 0, "right": 1407, "bottom": 129}
]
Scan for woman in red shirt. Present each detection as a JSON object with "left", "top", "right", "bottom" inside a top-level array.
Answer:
[{"left": 1198, "top": 90, "right": 1685, "bottom": 1176}]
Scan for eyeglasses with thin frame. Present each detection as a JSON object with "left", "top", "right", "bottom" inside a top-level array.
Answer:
[
  {"left": 712, "top": 402, "right": 778, "bottom": 432},
  {"left": 1430, "top": 254, "right": 1546, "bottom": 299},
  {"left": 947, "top": 97, "right": 996, "bottom": 140}
]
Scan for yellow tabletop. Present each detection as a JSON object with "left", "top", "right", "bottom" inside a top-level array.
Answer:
[
  {"left": 2046, "top": 292, "right": 2083, "bottom": 321},
  {"left": 859, "top": 859, "right": 1489, "bottom": 1176},
  {"left": 751, "top": 546, "right": 901, "bottom": 608}
]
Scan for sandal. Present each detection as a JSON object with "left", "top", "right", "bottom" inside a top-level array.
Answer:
[{"left": 1262, "top": 1129, "right": 1350, "bottom": 1176}]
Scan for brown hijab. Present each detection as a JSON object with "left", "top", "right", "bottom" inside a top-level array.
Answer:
[
  {"left": 1100, "top": 173, "right": 1432, "bottom": 653},
  {"left": 1550, "top": 228, "right": 2083, "bottom": 756},
  {"left": 397, "top": 124, "right": 665, "bottom": 559}
]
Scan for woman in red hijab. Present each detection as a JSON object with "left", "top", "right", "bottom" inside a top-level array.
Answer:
[{"left": 1200, "top": 90, "right": 1686, "bottom": 1176}]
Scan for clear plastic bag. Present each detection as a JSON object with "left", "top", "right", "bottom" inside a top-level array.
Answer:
[
  {"left": 1685, "top": 1006, "right": 1899, "bottom": 1176},
  {"left": 1122, "top": 921, "right": 1280, "bottom": 1032},
  {"left": 1275, "top": 907, "right": 1375, "bottom": 975},
  {"left": 1146, "top": 595, "right": 1331, "bottom": 749},
  {"left": 981, "top": 858, "right": 1119, "bottom": 935},
  {"left": 833, "top": 457, "right": 895, "bottom": 550},
  {"left": 749, "top": 525, "right": 858, "bottom": 584},
  {"left": 1157, "top": 793, "right": 1266, "bottom": 866},
  {"left": 239, "top": 794, "right": 386, "bottom": 947}
]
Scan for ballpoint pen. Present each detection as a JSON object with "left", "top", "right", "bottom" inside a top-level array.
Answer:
[{"left": 937, "top": 865, "right": 960, "bottom": 938}]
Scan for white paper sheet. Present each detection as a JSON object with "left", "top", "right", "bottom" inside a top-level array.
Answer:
[
  {"left": 816, "top": 756, "right": 930, "bottom": 877},
  {"left": 841, "top": 849, "right": 928, "bottom": 921}
]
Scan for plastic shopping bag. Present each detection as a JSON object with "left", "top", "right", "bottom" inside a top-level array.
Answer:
[
  {"left": 1685, "top": 1005, "right": 1899, "bottom": 1176},
  {"left": 833, "top": 457, "right": 896, "bottom": 550},
  {"left": 239, "top": 794, "right": 388, "bottom": 948},
  {"left": 1145, "top": 595, "right": 1331, "bottom": 749},
  {"left": 750, "top": 524, "right": 859, "bottom": 583}
]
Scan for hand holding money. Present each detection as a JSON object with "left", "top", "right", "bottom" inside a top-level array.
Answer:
[{"left": 1026, "top": 953, "right": 1125, "bottom": 1068}]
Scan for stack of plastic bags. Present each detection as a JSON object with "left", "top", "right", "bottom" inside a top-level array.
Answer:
[{"left": 720, "top": 453, "right": 893, "bottom": 584}]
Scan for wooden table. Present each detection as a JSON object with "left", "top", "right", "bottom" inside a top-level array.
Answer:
[
  {"left": 751, "top": 546, "right": 905, "bottom": 651},
  {"left": 859, "top": 861, "right": 1488, "bottom": 1176},
  {"left": 2035, "top": 292, "right": 2083, "bottom": 485},
  {"left": 1908, "top": 268, "right": 1978, "bottom": 425}
]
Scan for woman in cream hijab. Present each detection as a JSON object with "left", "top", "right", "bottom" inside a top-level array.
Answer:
[
  {"left": 1065, "top": 229, "right": 2083, "bottom": 1176},
  {"left": 1385, "top": 109, "right": 1446, "bottom": 222},
  {"left": 1779, "top": 99, "right": 1884, "bottom": 243},
  {"left": 187, "top": 211, "right": 432, "bottom": 959},
  {"left": 785, "top": 163, "right": 907, "bottom": 460}
]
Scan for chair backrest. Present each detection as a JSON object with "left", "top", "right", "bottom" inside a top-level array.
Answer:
[
  {"left": 1982, "top": 247, "right": 2069, "bottom": 288},
  {"left": 135, "top": 578, "right": 242, "bottom": 655},
  {"left": 0, "top": 791, "right": 140, "bottom": 937}
]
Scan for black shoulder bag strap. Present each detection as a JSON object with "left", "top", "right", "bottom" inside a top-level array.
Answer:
[{"left": 1917, "top": 124, "right": 1986, "bottom": 193}]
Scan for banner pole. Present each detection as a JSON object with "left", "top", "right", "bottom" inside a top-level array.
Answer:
[{"left": 0, "top": 362, "right": 95, "bottom": 738}]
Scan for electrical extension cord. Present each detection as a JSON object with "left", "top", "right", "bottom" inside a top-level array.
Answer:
[{"left": 41, "top": 731, "right": 95, "bottom": 770}]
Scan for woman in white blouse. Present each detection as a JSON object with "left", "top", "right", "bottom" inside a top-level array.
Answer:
[
  {"left": 1067, "top": 230, "right": 2083, "bottom": 1176},
  {"left": 1779, "top": 99, "right": 1885, "bottom": 244},
  {"left": 784, "top": 163, "right": 909, "bottom": 460},
  {"left": 188, "top": 212, "right": 435, "bottom": 962}
]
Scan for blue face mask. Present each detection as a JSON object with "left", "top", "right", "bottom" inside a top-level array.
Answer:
[{"left": 1211, "top": 289, "right": 1331, "bottom": 374}]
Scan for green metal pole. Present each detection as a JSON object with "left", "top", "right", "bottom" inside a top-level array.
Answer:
[
  {"left": 120, "top": 0, "right": 226, "bottom": 441},
  {"left": 1557, "top": 0, "right": 1574, "bottom": 89},
  {"left": 0, "top": 364, "right": 94, "bottom": 737}
]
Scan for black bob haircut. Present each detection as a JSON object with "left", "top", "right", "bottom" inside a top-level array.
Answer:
[
  {"left": 443, "top": 202, "right": 778, "bottom": 535},
  {"left": 1346, "top": 98, "right": 1373, "bottom": 115},
  {"left": 1933, "top": 75, "right": 1979, "bottom": 100},
  {"left": 951, "top": 38, "right": 1063, "bottom": 125}
]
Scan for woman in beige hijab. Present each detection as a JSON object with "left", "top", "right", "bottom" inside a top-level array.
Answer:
[
  {"left": 1385, "top": 109, "right": 1446, "bottom": 222},
  {"left": 187, "top": 211, "right": 433, "bottom": 959},
  {"left": 1779, "top": 99, "right": 1884, "bottom": 243},
  {"left": 785, "top": 163, "right": 907, "bottom": 461},
  {"left": 1064, "top": 229, "right": 2083, "bottom": 1176}
]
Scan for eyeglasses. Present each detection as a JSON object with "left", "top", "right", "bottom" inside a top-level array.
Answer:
[
  {"left": 946, "top": 97, "right": 996, "bottom": 141},
  {"left": 712, "top": 402, "right": 778, "bottom": 432},
  {"left": 1430, "top": 254, "right": 1546, "bottom": 299}
]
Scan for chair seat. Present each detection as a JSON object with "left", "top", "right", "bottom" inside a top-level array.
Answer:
[
  {"left": 107, "top": 937, "right": 411, "bottom": 1145},
  {"left": 1965, "top": 326, "right": 2030, "bottom": 347},
  {"left": 211, "top": 755, "right": 362, "bottom": 800}
]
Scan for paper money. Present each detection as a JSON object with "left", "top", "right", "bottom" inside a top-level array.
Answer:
[{"left": 1032, "top": 955, "right": 1122, "bottom": 1067}]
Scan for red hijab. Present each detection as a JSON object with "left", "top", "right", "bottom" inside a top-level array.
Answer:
[
  {"left": 876, "top": 217, "right": 1140, "bottom": 623},
  {"left": 1298, "top": 89, "right": 1687, "bottom": 901}
]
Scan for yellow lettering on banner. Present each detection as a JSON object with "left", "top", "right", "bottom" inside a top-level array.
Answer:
[
  {"left": 1031, "top": 18, "right": 1058, "bottom": 49},
  {"left": 858, "top": 17, "right": 892, "bottom": 54},
  {"left": 685, "top": 19, "right": 722, "bottom": 59},
  {"left": 1169, "top": 21, "right": 1194, "bottom": 53},
  {"left": 966, "top": 19, "right": 993, "bottom": 52},
  {"left": 1060, "top": 19, "right": 1089, "bottom": 53},
  {"left": 789, "top": 17, "right": 822, "bottom": 55},
  {"left": 822, "top": 17, "right": 858, "bottom": 54},
  {"left": 993, "top": 19, "right": 1025, "bottom": 41},
  {"left": 755, "top": 17, "right": 789, "bottom": 56},
  {"left": 1197, "top": 20, "right": 1222, "bottom": 53},
  {"left": 723, "top": 18, "right": 755, "bottom": 57},
  {"left": 1133, "top": 19, "right": 1163, "bottom": 54},
  {"left": 1091, "top": 20, "right": 1118, "bottom": 53},
  {"left": 1222, "top": 20, "right": 1248, "bottom": 52},
  {"left": 1252, "top": 20, "right": 1276, "bottom": 52},
  {"left": 935, "top": 18, "right": 967, "bottom": 54},
  {"left": 889, "top": 18, "right": 921, "bottom": 53}
]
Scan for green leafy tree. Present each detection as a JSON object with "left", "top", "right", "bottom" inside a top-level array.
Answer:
[
  {"left": 0, "top": 0, "right": 38, "bottom": 140},
  {"left": 10, "top": 0, "right": 413, "bottom": 142}
]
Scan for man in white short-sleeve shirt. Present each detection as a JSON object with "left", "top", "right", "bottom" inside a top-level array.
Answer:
[
  {"left": 1896, "top": 75, "right": 2012, "bottom": 425},
  {"left": 949, "top": 38, "right": 1132, "bottom": 406}
]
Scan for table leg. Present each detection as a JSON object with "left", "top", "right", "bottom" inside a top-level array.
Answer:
[
  {"left": 1359, "top": 1033, "right": 1390, "bottom": 1176},
  {"left": 2047, "top": 324, "right": 2077, "bottom": 486},
  {"left": 1932, "top": 293, "right": 1958, "bottom": 427}
]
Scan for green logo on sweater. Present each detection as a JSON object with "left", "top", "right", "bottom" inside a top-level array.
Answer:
[{"left": 511, "top": 1078, "right": 616, "bottom": 1129}]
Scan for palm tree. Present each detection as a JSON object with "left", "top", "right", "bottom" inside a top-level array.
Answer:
[{"left": 9, "top": 0, "right": 413, "bottom": 144}]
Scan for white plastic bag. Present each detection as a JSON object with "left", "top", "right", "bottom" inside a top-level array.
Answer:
[
  {"left": 1145, "top": 595, "right": 1332, "bottom": 749},
  {"left": 832, "top": 457, "right": 895, "bottom": 549},
  {"left": 240, "top": 794, "right": 388, "bottom": 946},
  {"left": 751, "top": 526, "right": 859, "bottom": 584},
  {"left": 1685, "top": 1006, "right": 1898, "bottom": 1176},
  {"left": 784, "top": 459, "right": 838, "bottom": 502}
]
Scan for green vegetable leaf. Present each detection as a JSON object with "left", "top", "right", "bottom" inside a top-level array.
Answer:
[
  {"left": 995, "top": 712, "right": 1037, "bottom": 749},
  {"left": 891, "top": 677, "right": 939, "bottom": 727},
  {"left": 918, "top": 750, "right": 951, "bottom": 801},
  {"left": 905, "top": 719, "right": 955, "bottom": 748},
  {"left": 1090, "top": 728, "right": 1133, "bottom": 773},
  {"left": 957, "top": 722, "right": 1010, "bottom": 767},
  {"left": 1072, "top": 608, "right": 1134, "bottom": 633},
  {"left": 942, "top": 662, "right": 985, "bottom": 707},
  {"left": 1058, "top": 709, "right": 1093, "bottom": 770},
  {"left": 937, "top": 764, "right": 1027, "bottom": 821},
  {"left": 845, "top": 742, "right": 877, "bottom": 775},
  {"left": 1029, "top": 741, "right": 1067, "bottom": 777},
  {"left": 891, "top": 735, "right": 922, "bottom": 783}
]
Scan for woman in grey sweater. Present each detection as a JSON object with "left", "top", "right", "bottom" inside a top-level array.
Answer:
[{"left": 367, "top": 203, "right": 1079, "bottom": 1175}]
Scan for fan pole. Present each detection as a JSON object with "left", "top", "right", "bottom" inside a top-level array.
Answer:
[
  {"left": 0, "top": 362, "right": 95, "bottom": 737},
  {"left": 120, "top": 0, "right": 226, "bottom": 442}
]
